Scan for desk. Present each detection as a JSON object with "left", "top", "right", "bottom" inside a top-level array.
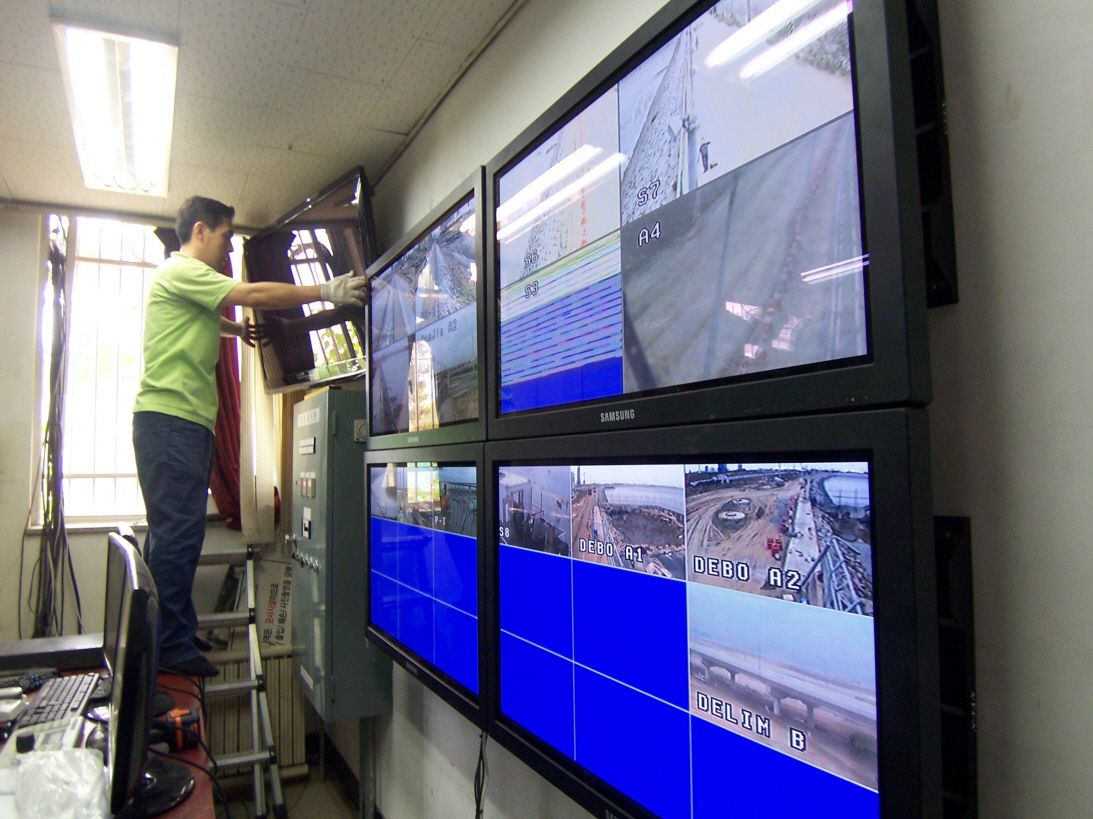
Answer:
[{"left": 0, "top": 670, "right": 214, "bottom": 818}]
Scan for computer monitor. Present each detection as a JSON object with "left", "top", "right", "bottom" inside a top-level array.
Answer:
[
  {"left": 485, "top": 0, "right": 943, "bottom": 439},
  {"left": 244, "top": 166, "right": 379, "bottom": 393},
  {"left": 106, "top": 533, "right": 194, "bottom": 816},
  {"left": 365, "top": 169, "right": 487, "bottom": 449},
  {"left": 102, "top": 538, "right": 125, "bottom": 677},
  {"left": 365, "top": 444, "right": 486, "bottom": 724},
  {"left": 484, "top": 408, "right": 941, "bottom": 817}
]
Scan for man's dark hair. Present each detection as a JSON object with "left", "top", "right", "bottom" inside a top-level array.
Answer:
[{"left": 176, "top": 196, "right": 235, "bottom": 243}]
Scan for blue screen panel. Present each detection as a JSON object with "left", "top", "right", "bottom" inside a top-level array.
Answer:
[
  {"left": 497, "top": 455, "right": 879, "bottom": 817},
  {"left": 434, "top": 602, "right": 479, "bottom": 693},
  {"left": 432, "top": 530, "right": 477, "bottom": 615},
  {"left": 691, "top": 716, "right": 879, "bottom": 818},
  {"left": 367, "top": 462, "right": 479, "bottom": 700},
  {"left": 501, "top": 631, "right": 575, "bottom": 760},
  {"left": 572, "top": 560, "right": 690, "bottom": 709},
  {"left": 499, "top": 545, "right": 573, "bottom": 657},
  {"left": 574, "top": 666, "right": 691, "bottom": 819}
]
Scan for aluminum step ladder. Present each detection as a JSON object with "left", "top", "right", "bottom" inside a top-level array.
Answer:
[{"left": 197, "top": 545, "right": 288, "bottom": 818}]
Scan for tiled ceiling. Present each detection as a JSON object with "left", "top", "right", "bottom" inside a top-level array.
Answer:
[{"left": 0, "top": 0, "right": 520, "bottom": 228}]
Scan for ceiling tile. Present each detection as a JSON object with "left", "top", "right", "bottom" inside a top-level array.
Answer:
[
  {"left": 0, "top": 3, "right": 58, "bottom": 70},
  {"left": 419, "top": 0, "right": 515, "bottom": 49},
  {"left": 163, "top": 162, "right": 249, "bottom": 217},
  {"left": 287, "top": 0, "right": 439, "bottom": 85},
  {"left": 238, "top": 147, "right": 346, "bottom": 228},
  {"left": 177, "top": 0, "right": 305, "bottom": 107},
  {"left": 366, "top": 38, "right": 468, "bottom": 134},
  {"left": 260, "top": 68, "right": 383, "bottom": 158},
  {"left": 0, "top": 139, "right": 83, "bottom": 202},
  {"left": 171, "top": 93, "right": 270, "bottom": 174},
  {"left": 0, "top": 64, "right": 71, "bottom": 148},
  {"left": 348, "top": 128, "right": 408, "bottom": 184},
  {"left": 0, "top": 139, "right": 167, "bottom": 218}
]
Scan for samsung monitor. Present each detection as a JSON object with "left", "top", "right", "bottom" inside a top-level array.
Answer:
[
  {"left": 486, "top": 0, "right": 939, "bottom": 439},
  {"left": 244, "top": 166, "right": 379, "bottom": 393},
  {"left": 365, "top": 444, "right": 486, "bottom": 724},
  {"left": 106, "top": 533, "right": 194, "bottom": 816},
  {"left": 366, "top": 169, "right": 486, "bottom": 449},
  {"left": 485, "top": 408, "right": 940, "bottom": 818}
]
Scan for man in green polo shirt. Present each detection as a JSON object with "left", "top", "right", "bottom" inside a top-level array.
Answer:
[{"left": 134, "top": 196, "right": 365, "bottom": 677}]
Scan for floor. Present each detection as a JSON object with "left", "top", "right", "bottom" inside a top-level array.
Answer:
[{"left": 221, "top": 766, "right": 358, "bottom": 819}]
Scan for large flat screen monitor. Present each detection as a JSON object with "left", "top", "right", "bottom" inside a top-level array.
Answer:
[
  {"left": 366, "top": 169, "right": 486, "bottom": 448},
  {"left": 485, "top": 409, "right": 940, "bottom": 817},
  {"left": 486, "top": 0, "right": 934, "bottom": 439},
  {"left": 365, "top": 444, "right": 486, "bottom": 724},
  {"left": 244, "top": 166, "right": 378, "bottom": 393}
]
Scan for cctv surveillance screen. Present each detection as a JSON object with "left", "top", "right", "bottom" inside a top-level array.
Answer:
[
  {"left": 497, "top": 0, "right": 867, "bottom": 414},
  {"left": 370, "top": 462, "right": 479, "bottom": 694},
  {"left": 371, "top": 196, "right": 479, "bottom": 435},
  {"left": 497, "top": 459, "right": 878, "bottom": 817}
]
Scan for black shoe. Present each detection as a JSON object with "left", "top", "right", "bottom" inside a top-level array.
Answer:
[
  {"left": 162, "top": 655, "right": 219, "bottom": 678},
  {"left": 192, "top": 633, "right": 214, "bottom": 652}
]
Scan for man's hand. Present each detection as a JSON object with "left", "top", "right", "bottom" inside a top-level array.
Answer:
[
  {"left": 253, "top": 315, "right": 285, "bottom": 345},
  {"left": 240, "top": 316, "right": 257, "bottom": 348},
  {"left": 319, "top": 273, "right": 366, "bottom": 307}
]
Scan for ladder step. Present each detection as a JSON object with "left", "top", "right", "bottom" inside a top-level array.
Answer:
[
  {"left": 197, "top": 611, "right": 252, "bottom": 629},
  {"left": 217, "top": 750, "right": 274, "bottom": 769},
  {"left": 204, "top": 679, "right": 261, "bottom": 697},
  {"left": 198, "top": 547, "right": 254, "bottom": 566}
]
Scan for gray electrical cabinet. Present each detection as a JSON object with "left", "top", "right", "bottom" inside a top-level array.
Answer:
[{"left": 290, "top": 388, "right": 390, "bottom": 722}]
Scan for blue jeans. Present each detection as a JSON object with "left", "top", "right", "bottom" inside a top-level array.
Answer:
[{"left": 133, "top": 411, "right": 214, "bottom": 669}]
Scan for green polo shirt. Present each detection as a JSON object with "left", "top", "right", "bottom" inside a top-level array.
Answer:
[{"left": 133, "top": 252, "right": 238, "bottom": 431}]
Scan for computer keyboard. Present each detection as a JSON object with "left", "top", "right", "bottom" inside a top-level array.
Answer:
[
  {"left": 0, "top": 670, "right": 54, "bottom": 694},
  {"left": 15, "top": 672, "right": 98, "bottom": 730}
]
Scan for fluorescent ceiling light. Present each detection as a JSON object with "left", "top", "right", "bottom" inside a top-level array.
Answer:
[
  {"left": 53, "top": 22, "right": 177, "bottom": 197},
  {"left": 739, "top": 1, "right": 853, "bottom": 80},
  {"left": 705, "top": 0, "right": 825, "bottom": 68}
]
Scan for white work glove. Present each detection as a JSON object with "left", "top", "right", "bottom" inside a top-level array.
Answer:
[{"left": 319, "top": 273, "right": 366, "bottom": 306}]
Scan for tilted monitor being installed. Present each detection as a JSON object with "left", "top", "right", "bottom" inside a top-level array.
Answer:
[{"left": 244, "top": 166, "right": 378, "bottom": 393}]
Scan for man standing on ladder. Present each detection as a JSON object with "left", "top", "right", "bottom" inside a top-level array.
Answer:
[{"left": 133, "top": 196, "right": 365, "bottom": 677}]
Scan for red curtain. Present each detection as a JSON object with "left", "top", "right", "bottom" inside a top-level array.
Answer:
[
  {"left": 211, "top": 255, "right": 242, "bottom": 529},
  {"left": 153, "top": 228, "right": 242, "bottom": 529}
]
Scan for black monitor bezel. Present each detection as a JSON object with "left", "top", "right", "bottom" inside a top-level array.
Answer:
[
  {"left": 484, "top": 0, "right": 931, "bottom": 440},
  {"left": 483, "top": 408, "right": 940, "bottom": 818},
  {"left": 244, "top": 165, "right": 379, "bottom": 394},
  {"left": 365, "top": 169, "right": 488, "bottom": 449},
  {"left": 364, "top": 443, "right": 489, "bottom": 726}
]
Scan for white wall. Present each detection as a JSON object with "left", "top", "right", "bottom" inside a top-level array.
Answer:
[
  {"left": 361, "top": 0, "right": 1093, "bottom": 817},
  {"left": 0, "top": 210, "right": 44, "bottom": 642},
  {"left": 930, "top": 1, "right": 1092, "bottom": 815}
]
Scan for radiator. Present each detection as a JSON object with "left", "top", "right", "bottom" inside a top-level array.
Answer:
[{"left": 205, "top": 648, "right": 308, "bottom": 770}]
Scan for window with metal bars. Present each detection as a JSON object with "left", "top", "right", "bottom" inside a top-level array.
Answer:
[{"left": 37, "top": 214, "right": 243, "bottom": 523}]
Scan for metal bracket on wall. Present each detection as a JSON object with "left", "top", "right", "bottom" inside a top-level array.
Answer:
[{"left": 933, "top": 515, "right": 977, "bottom": 818}]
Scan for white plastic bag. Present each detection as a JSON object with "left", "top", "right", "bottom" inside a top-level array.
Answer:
[{"left": 13, "top": 749, "right": 107, "bottom": 819}]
